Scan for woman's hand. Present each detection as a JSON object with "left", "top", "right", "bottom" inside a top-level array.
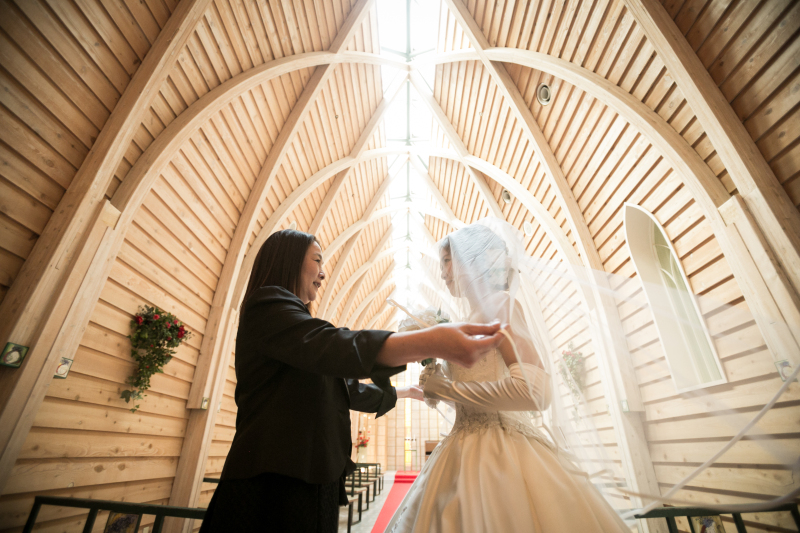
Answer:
[
  {"left": 426, "top": 322, "right": 507, "bottom": 368},
  {"left": 396, "top": 385, "right": 424, "bottom": 401},
  {"left": 375, "top": 321, "right": 506, "bottom": 368}
]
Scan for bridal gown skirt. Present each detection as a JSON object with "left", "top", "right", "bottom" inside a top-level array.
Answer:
[{"left": 385, "top": 424, "right": 630, "bottom": 533}]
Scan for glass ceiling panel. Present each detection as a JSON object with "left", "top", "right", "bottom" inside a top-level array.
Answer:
[{"left": 375, "top": 0, "right": 445, "bottom": 314}]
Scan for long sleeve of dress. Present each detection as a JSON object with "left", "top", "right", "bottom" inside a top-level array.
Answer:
[
  {"left": 347, "top": 379, "right": 397, "bottom": 417},
  {"left": 423, "top": 362, "right": 551, "bottom": 412}
]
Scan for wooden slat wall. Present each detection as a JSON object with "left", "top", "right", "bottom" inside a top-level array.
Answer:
[
  {"left": 0, "top": 0, "right": 175, "bottom": 305},
  {"left": 664, "top": 0, "right": 800, "bottom": 210}
]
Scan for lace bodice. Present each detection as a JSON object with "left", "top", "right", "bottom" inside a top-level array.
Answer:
[{"left": 442, "top": 349, "right": 541, "bottom": 439}]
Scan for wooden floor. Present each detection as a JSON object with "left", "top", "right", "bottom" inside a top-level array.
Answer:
[{"left": 338, "top": 471, "right": 396, "bottom": 533}]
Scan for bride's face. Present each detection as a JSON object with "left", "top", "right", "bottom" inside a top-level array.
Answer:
[{"left": 440, "top": 247, "right": 461, "bottom": 297}]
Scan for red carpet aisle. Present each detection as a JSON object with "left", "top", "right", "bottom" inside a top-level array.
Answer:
[{"left": 370, "top": 472, "right": 419, "bottom": 533}]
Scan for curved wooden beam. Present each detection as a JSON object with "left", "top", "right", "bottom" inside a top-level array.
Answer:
[
  {"left": 229, "top": 149, "right": 404, "bottom": 312},
  {"left": 323, "top": 203, "right": 462, "bottom": 263},
  {"left": 316, "top": 158, "right": 408, "bottom": 318},
  {"left": 340, "top": 241, "right": 440, "bottom": 327},
  {"left": 320, "top": 155, "right": 457, "bottom": 321},
  {"left": 321, "top": 201, "right": 463, "bottom": 321},
  {"left": 365, "top": 300, "right": 392, "bottom": 329},
  {"left": 325, "top": 245, "right": 410, "bottom": 322},
  {"left": 623, "top": 0, "right": 800, "bottom": 298},
  {"left": 380, "top": 307, "right": 399, "bottom": 330},
  {"left": 112, "top": 50, "right": 408, "bottom": 216},
  {"left": 333, "top": 229, "right": 394, "bottom": 324},
  {"left": 409, "top": 156, "right": 460, "bottom": 223},
  {"left": 354, "top": 283, "right": 395, "bottom": 330},
  {"left": 347, "top": 267, "right": 395, "bottom": 328},
  {"left": 307, "top": 73, "right": 408, "bottom": 235},
  {"left": 421, "top": 47, "right": 729, "bottom": 216},
  {"left": 324, "top": 212, "right": 454, "bottom": 326},
  {"left": 408, "top": 71, "right": 503, "bottom": 218},
  {"left": 0, "top": 0, "right": 213, "bottom": 492}
]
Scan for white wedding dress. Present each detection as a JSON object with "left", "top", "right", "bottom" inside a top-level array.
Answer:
[{"left": 384, "top": 348, "right": 630, "bottom": 533}]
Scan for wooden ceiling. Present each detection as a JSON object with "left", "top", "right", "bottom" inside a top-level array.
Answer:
[{"left": 0, "top": 0, "right": 798, "bottom": 335}]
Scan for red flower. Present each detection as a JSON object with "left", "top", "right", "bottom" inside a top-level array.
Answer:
[
  {"left": 136, "top": 316, "right": 143, "bottom": 325},
  {"left": 167, "top": 337, "right": 172, "bottom": 341},
  {"left": 174, "top": 319, "right": 179, "bottom": 325},
  {"left": 177, "top": 331, "right": 184, "bottom": 339},
  {"left": 154, "top": 314, "right": 160, "bottom": 320}
]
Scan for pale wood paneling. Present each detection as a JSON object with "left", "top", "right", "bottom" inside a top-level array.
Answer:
[{"left": 0, "top": 0, "right": 175, "bottom": 303}]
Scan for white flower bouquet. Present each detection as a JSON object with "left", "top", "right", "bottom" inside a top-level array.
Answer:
[{"left": 390, "top": 299, "right": 450, "bottom": 367}]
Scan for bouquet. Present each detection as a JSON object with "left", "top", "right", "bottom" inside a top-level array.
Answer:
[{"left": 395, "top": 304, "right": 451, "bottom": 367}]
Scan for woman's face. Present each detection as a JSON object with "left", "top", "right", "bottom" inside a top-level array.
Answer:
[
  {"left": 297, "top": 241, "right": 325, "bottom": 304},
  {"left": 439, "top": 247, "right": 460, "bottom": 297}
]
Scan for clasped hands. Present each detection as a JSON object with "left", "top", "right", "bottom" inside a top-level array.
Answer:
[
  {"left": 375, "top": 320, "right": 506, "bottom": 374},
  {"left": 425, "top": 321, "right": 506, "bottom": 368}
]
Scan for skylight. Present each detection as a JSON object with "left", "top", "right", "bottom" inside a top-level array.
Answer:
[{"left": 374, "top": 0, "right": 446, "bottom": 318}]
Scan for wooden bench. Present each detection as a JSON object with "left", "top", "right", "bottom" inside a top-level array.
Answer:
[
  {"left": 343, "top": 492, "right": 363, "bottom": 533},
  {"left": 355, "top": 463, "right": 384, "bottom": 493},
  {"left": 351, "top": 470, "right": 379, "bottom": 502},
  {"left": 346, "top": 473, "right": 372, "bottom": 509},
  {"left": 359, "top": 472, "right": 383, "bottom": 495}
]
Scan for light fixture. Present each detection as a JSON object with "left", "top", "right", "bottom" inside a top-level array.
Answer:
[
  {"left": 289, "top": 221, "right": 297, "bottom": 230},
  {"left": 501, "top": 189, "right": 512, "bottom": 204},
  {"left": 523, "top": 221, "right": 534, "bottom": 236},
  {"left": 536, "top": 83, "right": 552, "bottom": 106}
]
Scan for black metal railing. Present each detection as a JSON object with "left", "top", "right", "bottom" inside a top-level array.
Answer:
[
  {"left": 23, "top": 496, "right": 206, "bottom": 533},
  {"left": 634, "top": 503, "right": 800, "bottom": 533}
]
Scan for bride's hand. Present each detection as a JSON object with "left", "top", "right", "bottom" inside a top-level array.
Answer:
[
  {"left": 429, "top": 322, "right": 506, "bottom": 368},
  {"left": 396, "top": 385, "right": 424, "bottom": 401},
  {"left": 419, "top": 363, "right": 436, "bottom": 387}
]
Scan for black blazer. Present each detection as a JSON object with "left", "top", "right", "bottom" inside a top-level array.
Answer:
[{"left": 221, "top": 286, "right": 405, "bottom": 485}]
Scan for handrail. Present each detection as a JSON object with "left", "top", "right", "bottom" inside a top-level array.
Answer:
[
  {"left": 23, "top": 495, "right": 206, "bottom": 533},
  {"left": 634, "top": 502, "right": 800, "bottom": 533}
]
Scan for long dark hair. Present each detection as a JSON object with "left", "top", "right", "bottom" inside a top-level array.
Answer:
[{"left": 241, "top": 229, "right": 318, "bottom": 311}]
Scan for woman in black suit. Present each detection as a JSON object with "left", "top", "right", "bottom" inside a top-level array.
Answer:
[{"left": 200, "top": 229, "right": 505, "bottom": 533}]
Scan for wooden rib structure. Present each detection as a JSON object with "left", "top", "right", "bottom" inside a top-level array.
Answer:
[{"left": 0, "top": 0, "right": 798, "bottom": 531}]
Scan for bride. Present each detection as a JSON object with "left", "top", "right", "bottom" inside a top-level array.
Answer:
[{"left": 385, "top": 219, "right": 629, "bottom": 533}]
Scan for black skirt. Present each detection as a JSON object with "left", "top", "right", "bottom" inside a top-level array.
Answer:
[{"left": 199, "top": 472, "right": 340, "bottom": 533}]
